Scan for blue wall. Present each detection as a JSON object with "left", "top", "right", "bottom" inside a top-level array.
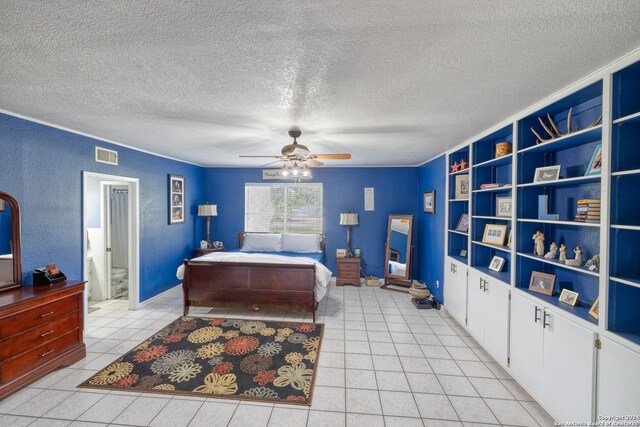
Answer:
[
  {"left": 416, "top": 155, "right": 447, "bottom": 303},
  {"left": 0, "top": 113, "right": 204, "bottom": 301},
  {"left": 203, "top": 167, "right": 418, "bottom": 277}
]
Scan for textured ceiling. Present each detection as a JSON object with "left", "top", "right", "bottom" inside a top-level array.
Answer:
[{"left": 1, "top": 1, "right": 640, "bottom": 167}]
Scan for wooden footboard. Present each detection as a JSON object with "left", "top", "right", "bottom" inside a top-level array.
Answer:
[{"left": 182, "top": 259, "right": 318, "bottom": 322}]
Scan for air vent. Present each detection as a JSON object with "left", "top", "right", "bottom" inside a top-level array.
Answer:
[{"left": 95, "top": 147, "right": 118, "bottom": 165}]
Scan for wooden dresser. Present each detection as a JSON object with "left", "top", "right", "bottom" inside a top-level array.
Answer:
[
  {"left": 0, "top": 281, "right": 86, "bottom": 399},
  {"left": 336, "top": 257, "right": 361, "bottom": 287}
]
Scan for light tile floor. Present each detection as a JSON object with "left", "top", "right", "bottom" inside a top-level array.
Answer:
[{"left": 0, "top": 281, "right": 556, "bottom": 426}]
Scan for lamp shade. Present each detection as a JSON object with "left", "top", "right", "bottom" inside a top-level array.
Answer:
[
  {"left": 198, "top": 204, "right": 218, "bottom": 216},
  {"left": 339, "top": 213, "right": 358, "bottom": 226}
]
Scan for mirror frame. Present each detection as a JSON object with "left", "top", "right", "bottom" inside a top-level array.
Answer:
[
  {"left": 384, "top": 214, "right": 413, "bottom": 281},
  {"left": 0, "top": 192, "right": 22, "bottom": 292}
]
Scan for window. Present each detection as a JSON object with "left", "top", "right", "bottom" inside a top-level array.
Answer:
[{"left": 245, "top": 183, "right": 323, "bottom": 233}]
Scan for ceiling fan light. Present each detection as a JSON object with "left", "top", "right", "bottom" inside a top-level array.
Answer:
[
  {"left": 291, "top": 163, "right": 300, "bottom": 176},
  {"left": 302, "top": 165, "right": 311, "bottom": 177},
  {"left": 281, "top": 165, "right": 290, "bottom": 177}
]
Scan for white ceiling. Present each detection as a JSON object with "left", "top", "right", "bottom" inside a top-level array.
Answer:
[{"left": 1, "top": 1, "right": 640, "bottom": 167}]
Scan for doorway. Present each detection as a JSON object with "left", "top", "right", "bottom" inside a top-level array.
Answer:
[{"left": 82, "top": 172, "right": 140, "bottom": 318}]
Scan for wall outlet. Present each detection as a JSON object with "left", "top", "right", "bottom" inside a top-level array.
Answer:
[{"left": 436, "top": 280, "right": 440, "bottom": 288}]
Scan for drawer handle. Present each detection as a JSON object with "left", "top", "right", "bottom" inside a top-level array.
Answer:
[
  {"left": 40, "top": 311, "right": 54, "bottom": 318},
  {"left": 41, "top": 349, "right": 55, "bottom": 357},
  {"left": 41, "top": 330, "right": 55, "bottom": 337},
  {"left": 534, "top": 306, "right": 541, "bottom": 323},
  {"left": 543, "top": 311, "right": 551, "bottom": 329}
]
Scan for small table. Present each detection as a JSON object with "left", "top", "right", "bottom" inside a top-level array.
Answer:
[
  {"left": 336, "top": 256, "right": 361, "bottom": 287},
  {"left": 193, "top": 247, "right": 224, "bottom": 257}
]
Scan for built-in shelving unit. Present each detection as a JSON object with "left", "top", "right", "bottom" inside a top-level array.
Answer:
[
  {"left": 447, "top": 145, "right": 471, "bottom": 264},
  {"left": 609, "top": 59, "right": 640, "bottom": 344},
  {"left": 469, "top": 125, "right": 513, "bottom": 285}
]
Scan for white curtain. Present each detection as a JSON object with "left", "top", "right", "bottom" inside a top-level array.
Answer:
[{"left": 111, "top": 189, "right": 128, "bottom": 268}]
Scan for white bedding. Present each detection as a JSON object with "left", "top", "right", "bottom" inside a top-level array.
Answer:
[{"left": 176, "top": 252, "right": 331, "bottom": 302}]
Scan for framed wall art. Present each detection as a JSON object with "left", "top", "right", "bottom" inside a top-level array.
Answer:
[
  {"left": 169, "top": 174, "right": 185, "bottom": 225},
  {"left": 559, "top": 289, "right": 579, "bottom": 306},
  {"left": 455, "top": 174, "right": 470, "bottom": 200},
  {"left": 533, "top": 165, "right": 561, "bottom": 183},
  {"left": 528, "top": 271, "right": 556, "bottom": 296},
  {"left": 482, "top": 224, "right": 508, "bottom": 246},
  {"left": 423, "top": 190, "right": 435, "bottom": 214},
  {"left": 496, "top": 197, "right": 512, "bottom": 218}
]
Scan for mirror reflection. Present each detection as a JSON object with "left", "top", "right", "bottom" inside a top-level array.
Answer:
[
  {"left": 0, "top": 201, "right": 13, "bottom": 284},
  {"left": 388, "top": 218, "right": 409, "bottom": 276}
]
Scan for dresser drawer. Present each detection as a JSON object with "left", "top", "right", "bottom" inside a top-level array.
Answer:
[
  {"left": 0, "top": 329, "right": 80, "bottom": 383},
  {"left": 339, "top": 270, "right": 359, "bottom": 280},
  {"left": 0, "top": 296, "right": 79, "bottom": 339},
  {"left": 339, "top": 262, "right": 359, "bottom": 272},
  {"left": 0, "top": 311, "right": 79, "bottom": 359}
]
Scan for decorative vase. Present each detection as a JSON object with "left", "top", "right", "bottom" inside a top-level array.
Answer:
[{"left": 409, "top": 283, "right": 431, "bottom": 300}]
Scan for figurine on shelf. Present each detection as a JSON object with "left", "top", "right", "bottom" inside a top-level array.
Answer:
[
  {"left": 532, "top": 231, "right": 545, "bottom": 256},
  {"left": 559, "top": 244, "right": 567, "bottom": 262},
  {"left": 459, "top": 159, "right": 469, "bottom": 170},
  {"left": 544, "top": 242, "right": 558, "bottom": 259},
  {"left": 450, "top": 161, "right": 459, "bottom": 173},
  {"left": 585, "top": 254, "right": 600, "bottom": 271},
  {"left": 565, "top": 246, "right": 583, "bottom": 266}
]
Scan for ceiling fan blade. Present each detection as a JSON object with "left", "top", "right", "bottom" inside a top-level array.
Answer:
[
  {"left": 307, "top": 159, "right": 323, "bottom": 167},
  {"left": 261, "top": 159, "right": 284, "bottom": 167},
  {"left": 239, "top": 155, "right": 281, "bottom": 158},
  {"left": 314, "top": 154, "right": 351, "bottom": 160}
]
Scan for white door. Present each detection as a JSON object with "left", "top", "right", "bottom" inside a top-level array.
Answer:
[
  {"left": 444, "top": 258, "right": 467, "bottom": 326},
  {"left": 542, "top": 309, "right": 596, "bottom": 422},
  {"left": 466, "top": 268, "right": 485, "bottom": 342},
  {"left": 598, "top": 337, "right": 640, "bottom": 416},
  {"left": 102, "top": 183, "right": 113, "bottom": 300},
  {"left": 483, "top": 278, "right": 510, "bottom": 365},
  {"left": 509, "top": 292, "right": 544, "bottom": 397}
]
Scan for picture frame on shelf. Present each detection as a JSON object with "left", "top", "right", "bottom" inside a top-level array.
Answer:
[
  {"left": 528, "top": 271, "right": 556, "bottom": 296},
  {"left": 559, "top": 289, "right": 579, "bottom": 306},
  {"left": 533, "top": 165, "right": 561, "bottom": 183},
  {"left": 423, "top": 190, "right": 435, "bottom": 214},
  {"left": 455, "top": 174, "right": 470, "bottom": 199},
  {"left": 584, "top": 144, "right": 603, "bottom": 176},
  {"left": 507, "top": 229, "right": 513, "bottom": 249},
  {"left": 482, "top": 224, "right": 508, "bottom": 246},
  {"left": 336, "top": 249, "right": 347, "bottom": 258},
  {"left": 455, "top": 214, "right": 469, "bottom": 233},
  {"left": 459, "top": 249, "right": 467, "bottom": 258},
  {"left": 588, "top": 297, "right": 600, "bottom": 320},
  {"left": 496, "top": 196, "right": 512, "bottom": 218},
  {"left": 168, "top": 174, "right": 185, "bottom": 225},
  {"left": 488, "top": 256, "right": 506, "bottom": 272}
]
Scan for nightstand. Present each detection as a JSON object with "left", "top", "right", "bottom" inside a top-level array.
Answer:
[
  {"left": 193, "top": 247, "right": 224, "bottom": 257},
  {"left": 336, "top": 256, "right": 361, "bottom": 287}
]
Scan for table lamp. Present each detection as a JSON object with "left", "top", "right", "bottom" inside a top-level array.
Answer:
[
  {"left": 198, "top": 204, "right": 218, "bottom": 245},
  {"left": 340, "top": 212, "right": 359, "bottom": 257}
]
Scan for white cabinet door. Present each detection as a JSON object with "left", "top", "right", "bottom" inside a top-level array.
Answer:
[
  {"left": 466, "top": 268, "right": 485, "bottom": 343},
  {"left": 483, "top": 278, "right": 510, "bottom": 365},
  {"left": 542, "top": 309, "right": 596, "bottom": 422},
  {"left": 509, "top": 292, "right": 544, "bottom": 398},
  {"left": 598, "top": 337, "right": 640, "bottom": 417},
  {"left": 444, "top": 258, "right": 467, "bottom": 326}
]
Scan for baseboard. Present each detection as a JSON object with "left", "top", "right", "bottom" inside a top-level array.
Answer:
[{"left": 138, "top": 284, "right": 182, "bottom": 308}]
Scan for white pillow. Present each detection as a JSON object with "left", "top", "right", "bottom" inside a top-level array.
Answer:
[
  {"left": 281, "top": 233, "right": 322, "bottom": 253},
  {"left": 241, "top": 233, "right": 282, "bottom": 252}
]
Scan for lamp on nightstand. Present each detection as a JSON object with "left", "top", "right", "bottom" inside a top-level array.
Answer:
[
  {"left": 340, "top": 212, "right": 359, "bottom": 257},
  {"left": 198, "top": 204, "right": 218, "bottom": 245}
]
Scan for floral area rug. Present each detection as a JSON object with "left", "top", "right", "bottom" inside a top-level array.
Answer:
[{"left": 79, "top": 317, "right": 324, "bottom": 405}]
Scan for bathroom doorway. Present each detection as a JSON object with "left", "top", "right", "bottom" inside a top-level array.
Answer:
[{"left": 82, "top": 172, "right": 140, "bottom": 317}]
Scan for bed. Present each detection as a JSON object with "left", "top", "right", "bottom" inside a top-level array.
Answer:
[{"left": 178, "top": 232, "right": 330, "bottom": 322}]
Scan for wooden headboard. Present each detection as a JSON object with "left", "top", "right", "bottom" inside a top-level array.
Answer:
[{"left": 238, "top": 232, "right": 326, "bottom": 251}]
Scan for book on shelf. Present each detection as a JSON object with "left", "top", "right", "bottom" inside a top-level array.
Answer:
[
  {"left": 577, "top": 199, "right": 601, "bottom": 205},
  {"left": 574, "top": 199, "right": 601, "bottom": 223},
  {"left": 480, "top": 183, "right": 508, "bottom": 189}
]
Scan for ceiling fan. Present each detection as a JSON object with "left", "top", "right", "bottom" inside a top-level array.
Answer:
[{"left": 239, "top": 129, "right": 351, "bottom": 168}]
